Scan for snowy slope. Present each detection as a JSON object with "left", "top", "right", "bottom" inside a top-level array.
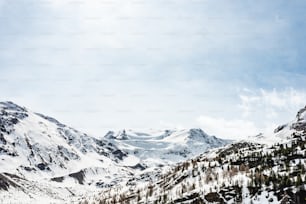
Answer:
[
  {"left": 0, "top": 101, "right": 230, "bottom": 203},
  {"left": 86, "top": 106, "right": 306, "bottom": 204},
  {"left": 0, "top": 101, "right": 135, "bottom": 202},
  {"left": 246, "top": 105, "right": 306, "bottom": 145},
  {"left": 103, "top": 129, "right": 230, "bottom": 169},
  {"left": 0, "top": 101, "right": 132, "bottom": 182}
]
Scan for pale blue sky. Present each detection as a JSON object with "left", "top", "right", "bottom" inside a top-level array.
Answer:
[{"left": 1, "top": 0, "right": 306, "bottom": 139}]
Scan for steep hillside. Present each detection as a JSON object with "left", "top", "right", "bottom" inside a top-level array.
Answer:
[
  {"left": 0, "top": 101, "right": 133, "bottom": 202},
  {"left": 0, "top": 101, "right": 134, "bottom": 180},
  {"left": 0, "top": 101, "right": 230, "bottom": 203},
  {"left": 85, "top": 106, "right": 306, "bottom": 204}
]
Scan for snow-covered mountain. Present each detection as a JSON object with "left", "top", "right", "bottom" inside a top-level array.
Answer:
[
  {"left": 103, "top": 129, "right": 230, "bottom": 169},
  {"left": 0, "top": 101, "right": 230, "bottom": 203},
  {"left": 274, "top": 105, "right": 306, "bottom": 136},
  {"left": 84, "top": 106, "right": 306, "bottom": 204},
  {"left": 5, "top": 101, "right": 306, "bottom": 203},
  {"left": 247, "top": 105, "right": 306, "bottom": 145},
  {"left": 0, "top": 101, "right": 140, "bottom": 202},
  {"left": 0, "top": 101, "right": 133, "bottom": 181}
]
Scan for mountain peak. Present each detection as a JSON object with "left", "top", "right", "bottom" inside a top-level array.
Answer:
[
  {"left": 104, "top": 130, "right": 129, "bottom": 140},
  {"left": 296, "top": 105, "right": 306, "bottom": 122},
  {"left": 0, "top": 101, "right": 27, "bottom": 112},
  {"left": 188, "top": 128, "right": 208, "bottom": 137},
  {"left": 291, "top": 105, "right": 306, "bottom": 132}
]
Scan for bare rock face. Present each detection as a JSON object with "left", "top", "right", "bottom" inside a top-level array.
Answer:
[
  {"left": 274, "top": 124, "right": 287, "bottom": 133},
  {"left": 0, "top": 101, "right": 28, "bottom": 136},
  {"left": 296, "top": 105, "right": 306, "bottom": 121},
  {"left": 0, "top": 101, "right": 131, "bottom": 189},
  {"left": 291, "top": 105, "right": 306, "bottom": 132},
  {"left": 0, "top": 173, "right": 22, "bottom": 191}
]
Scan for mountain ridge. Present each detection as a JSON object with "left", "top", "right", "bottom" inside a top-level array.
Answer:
[
  {"left": 0, "top": 101, "right": 230, "bottom": 203},
  {"left": 85, "top": 105, "right": 306, "bottom": 204}
]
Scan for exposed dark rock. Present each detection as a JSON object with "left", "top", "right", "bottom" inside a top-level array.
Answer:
[
  {"left": 0, "top": 173, "right": 20, "bottom": 191},
  {"left": 204, "top": 192, "right": 225, "bottom": 203},
  {"left": 57, "top": 145, "right": 80, "bottom": 160},
  {"left": 22, "top": 166, "right": 36, "bottom": 172},
  {"left": 69, "top": 170, "right": 85, "bottom": 185},
  {"left": 173, "top": 192, "right": 203, "bottom": 203},
  {"left": 0, "top": 133, "right": 7, "bottom": 145},
  {"left": 35, "top": 113, "right": 65, "bottom": 128},
  {"left": 51, "top": 176, "right": 64, "bottom": 183},
  {"left": 291, "top": 106, "right": 306, "bottom": 132},
  {"left": 274, "top": 124, "right": 287, "bottom": 133},
  {"left": 130, "top": 163, "right": 146, "bottom": 170},
  {"left": 112, "top": 149, "right": 127, "bottom": 160},
  {"left": 37, "top": 163, "right": 50, "bottom": 171},
  {"left": 104, "top": 131, "right": 116, "bottom": 139},
  {"left": 10, "top": 118, "right": 18, "bottom": 125},
  {"left": 96, "top": 181, "right": 115, "bottom": 188},
  {"left": 0, "top": 147, "right": 18, "bottom": 156},
  {"left": 0, "top": 101, "right": 26, "bottom": 112}
]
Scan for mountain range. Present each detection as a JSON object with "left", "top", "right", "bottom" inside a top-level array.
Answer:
[
  {"left": 1, "top": 101, "right": 306, "bottom": 203},
  {"left": 81, "top": 104, "right": 306, "bottom": 204},
  {"left": 0, "top": 101, "right": 230, "bottom": 203}
]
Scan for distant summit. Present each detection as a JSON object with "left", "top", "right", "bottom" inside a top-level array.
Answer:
[{"left": 0, "top": 101, "right": 230, "bottom": 202}]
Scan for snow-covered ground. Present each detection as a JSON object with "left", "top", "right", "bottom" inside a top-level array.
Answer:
[
  {"left": 81, "top": 105, "right": 306, "bottom": 204},
  {"left": 104, "top": 128, "right": 230, "bottom": 168},
  {"left": 2, "top": 101, "right": 306, "bottom": 203},
  {"left": 0, "top": 101, "right": 230, "bottom": 203}
]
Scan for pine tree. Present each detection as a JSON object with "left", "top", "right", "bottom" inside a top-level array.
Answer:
[{"left": 296, "top": 174, "right": 302, "bottom": 187}]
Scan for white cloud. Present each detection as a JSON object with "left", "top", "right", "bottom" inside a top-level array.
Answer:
[
  {"left": 196, "top": 88, "right": 306, "bottom": 140},
  {"left": 239, "top": 88, "right": 306, "bottom": 119},
  {"left": 196, "top": 116, "right": 259, "bottom": 140},
  {"left": 0, "top": 1, "right": 303, "bottom": 137}
]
